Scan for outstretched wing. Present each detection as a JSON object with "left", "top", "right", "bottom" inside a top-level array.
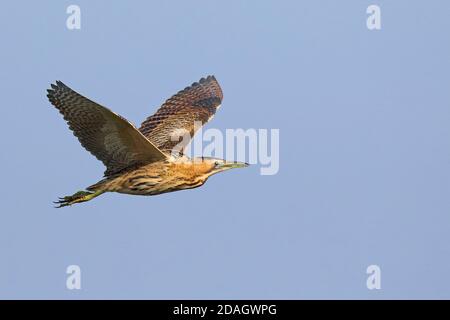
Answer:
[
  {"left": 139, "top": 75, "right": 223, "bottom": 155},
  {"left": 47, "top": 81, "right": 167, "bottom": 176}
]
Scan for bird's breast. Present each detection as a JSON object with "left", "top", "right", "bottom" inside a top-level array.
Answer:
[{"left": 108, "top": 161, "right": 209, "bottom": 196}]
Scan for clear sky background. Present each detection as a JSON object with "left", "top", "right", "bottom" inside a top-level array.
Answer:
[{"left": 0, "top": 0, "right": 450, "bottom": 299}]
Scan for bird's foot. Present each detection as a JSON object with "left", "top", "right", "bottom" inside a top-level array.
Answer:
[{"left": 54, "top": 190, "right": 98, "bottom": 208}]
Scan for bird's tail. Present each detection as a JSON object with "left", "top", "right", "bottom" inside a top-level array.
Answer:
[
  {"left": 86, "top": 178, "right": 109, "bottom": 192},
  {"left": 54, "top": 190, "right": 104, "bottom": 208}
]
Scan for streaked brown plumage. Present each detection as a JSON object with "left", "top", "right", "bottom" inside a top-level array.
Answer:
[
  {"left": 47, "top": 76, "right": 248, "bottom": 207},
  {"left": 139, "top": 76, "right": 223, "bottom": 154}
]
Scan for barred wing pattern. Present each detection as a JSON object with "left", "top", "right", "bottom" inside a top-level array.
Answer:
[
  {"left": 139, "top": 76, "right": 223, "bottom": 155},
  {"left": 47, "top": 81, "right": 167, "bottom": 176}
]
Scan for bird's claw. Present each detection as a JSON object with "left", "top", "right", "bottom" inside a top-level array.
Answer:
[
  {"left": 53, "top": 191, "right": 94, "bottom": 208},
  {"left": 53, "top": 197, "right": 73, "bottom": 208}
]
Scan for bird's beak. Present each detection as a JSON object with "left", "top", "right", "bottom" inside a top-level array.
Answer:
[{"left": 221, "top": 161, "right": 249, "bottom": 169}]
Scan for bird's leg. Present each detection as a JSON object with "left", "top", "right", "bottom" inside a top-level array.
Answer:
[{"left": 54, "top": 190, "right": 104, "bottom": 208}]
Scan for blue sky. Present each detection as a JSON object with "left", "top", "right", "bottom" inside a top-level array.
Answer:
[{"left": 0, "top": 0, "right": 450, "bottom": 299}]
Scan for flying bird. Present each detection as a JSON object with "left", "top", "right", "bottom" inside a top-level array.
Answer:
[{"left": 47, "top": 76, "right": 248, "bottom": 207}]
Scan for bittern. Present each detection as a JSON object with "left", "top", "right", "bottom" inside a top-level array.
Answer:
[{"left": 47, "top": 76, "right": 248, "bottom": 208}]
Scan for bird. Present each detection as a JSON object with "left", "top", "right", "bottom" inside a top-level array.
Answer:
[{"left": 47, "top": 75, "right": 248, "bottom": 208}]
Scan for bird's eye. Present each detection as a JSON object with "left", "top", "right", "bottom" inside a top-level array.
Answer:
[{"left": 214, "top": 161, "right": 220, "bottom": 166}]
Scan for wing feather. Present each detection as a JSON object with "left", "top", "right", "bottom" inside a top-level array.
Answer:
[
  {"left": 139, "top": 75, "right": 223, "bottom": 155},
  {"left": 47, "top": 81, "right": 167, "bottom": 176}
]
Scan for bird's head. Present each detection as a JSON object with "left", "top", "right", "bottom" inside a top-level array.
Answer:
[{"left": 194, "top": 157, "right": 249, "bottom": 176}]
